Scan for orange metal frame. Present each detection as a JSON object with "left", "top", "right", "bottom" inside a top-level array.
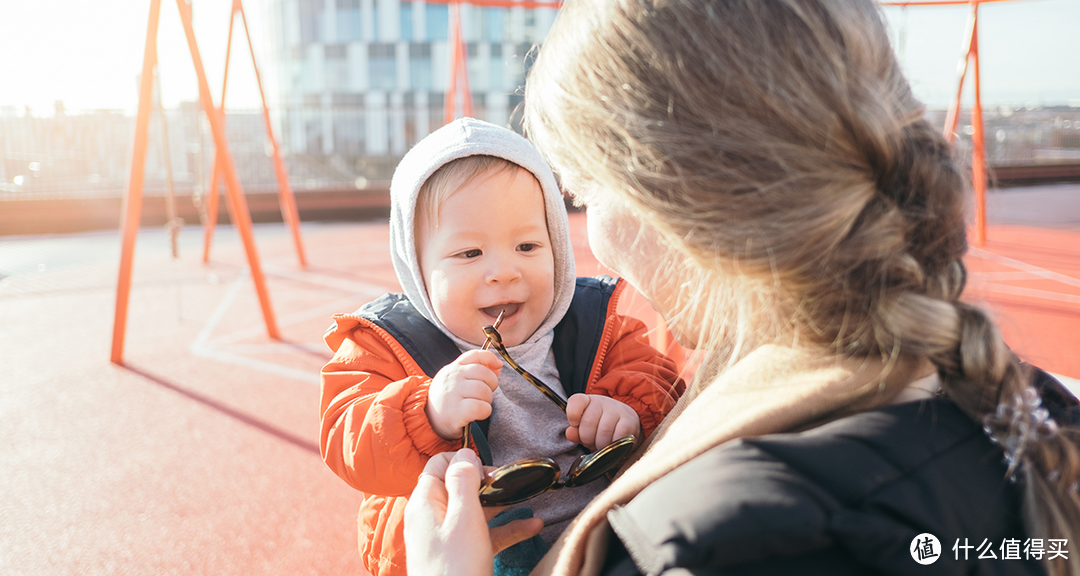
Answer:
[
  {"left": 111, "top": 0, "right": 280, "bottom": 364},
  {"left": 882, "top": 0, "right": 1032, "bottom": 246},
  {"left": 203, "top": 0, "right": 307, "bottom": 267}
]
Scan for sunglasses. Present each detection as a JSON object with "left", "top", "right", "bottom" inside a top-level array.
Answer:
[{"left": 470, "top": 319, "right": 639, "bottom": 507}]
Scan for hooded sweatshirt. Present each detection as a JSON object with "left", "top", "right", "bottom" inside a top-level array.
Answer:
[{"left": 388, "top": 117, "right": 605, "bottom": 544}]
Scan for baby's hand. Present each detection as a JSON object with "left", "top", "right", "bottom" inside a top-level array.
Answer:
[
  {"left": 565, "top": 394, "right": 641, "bottom": 451},
  {"left": 426, "top": 350, "right": 502, "bottom": 441}
]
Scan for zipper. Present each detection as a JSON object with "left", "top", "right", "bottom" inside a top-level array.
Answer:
[{"left": 585, "top": 279, "right": 625, "bottom": 389}]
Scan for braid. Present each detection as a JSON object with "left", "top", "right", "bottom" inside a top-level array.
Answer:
[
  {"left": 878, "top": 118, "right": 1080, "bottom": 576},
  {"left": 942, "top": 303, "right": 1080, "bottom": 576}
]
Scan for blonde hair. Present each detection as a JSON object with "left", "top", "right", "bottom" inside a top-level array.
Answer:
[
  {"left": 524, "top": 1, "right": 1080, "bottom": 574},
  {"left": 416, "top": 154, "right": 521, "bottom": 231}
]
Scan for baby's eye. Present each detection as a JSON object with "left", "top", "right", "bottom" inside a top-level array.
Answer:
[
  {"left": 461, "top": 249, "right": 482, "bottom": 259},
  {"left": 518, "top": 243, "right": 539, "bottom": 253}
]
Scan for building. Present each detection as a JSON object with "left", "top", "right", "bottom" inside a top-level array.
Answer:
[{"left": 266, "top": 0, "right": 559, "bottom": 180}]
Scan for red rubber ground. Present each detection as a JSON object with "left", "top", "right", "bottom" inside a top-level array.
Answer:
[{"left": 1, "top": 199, "right": 1077, "bottom": 574}]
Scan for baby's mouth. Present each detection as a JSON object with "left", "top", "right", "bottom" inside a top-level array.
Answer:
[{"left": 481, "top": 302, "right": 521, "bottom": 320}]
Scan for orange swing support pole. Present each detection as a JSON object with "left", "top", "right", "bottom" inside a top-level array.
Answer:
[
  {"left": 942, "top": 8, "right": 975, "bottom": 143},
  {"left": 882, "top": 0, "right": 1012, "bottom": 246},
  {"left": 203, "top": 0, "right": 307, "bottom": 267},
  {"left": 968, "top": 2, "right": 988, "bottom": 247},
  {"left": 457, "top": 4, "right": 474, "bottom": 119},
  {"left": 111, "top": 0, "right": 163, "bottom": 364},
  {"left": 201, "top": 0, "right": 236, "bottom": 263},
  {"left": 443, "top": 2, "right": 474, "bottom": 125},
  {"left": 177, "top": 0, "right": 280, "bottom": 338},
  {"left": 238, "top": 0, "right": 307, "bottom": 268},
  {"left": 443, "top": 3, "right": 460, "bottom": 125}
]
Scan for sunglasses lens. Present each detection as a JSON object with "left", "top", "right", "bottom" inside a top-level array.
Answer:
[
  {"left": 564, "top": 435, "right": 638, "bottom": 487},
  {"left": 479, "top": 458, "right": 560, "bottom": 506}
]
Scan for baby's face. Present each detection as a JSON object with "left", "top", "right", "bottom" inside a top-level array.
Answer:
[{"left": 417, "top": 167, "right": 555, "bottom": 347}]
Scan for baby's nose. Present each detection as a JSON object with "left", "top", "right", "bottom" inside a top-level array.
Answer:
[{"left": 485, "top": 254, "right": 522, "bottom": 283}]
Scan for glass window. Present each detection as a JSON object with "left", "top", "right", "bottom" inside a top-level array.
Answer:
[
  {"left": 369, "top": 43, "right": 397, "bottom": 91},
  {"left": 410, "top": 43, "right": 433, "bottom": 91},
  {"left": 489, "top": 44, "right": 503, "bottom": 91},
  {"left": 325, "top": 44, "right": 347, "bottom": 59},
  {"left": 299, "top": 0, "right": 323, "bottom": 45},
  {"left": 429, "top": 91, "right": 445, "bottom": 129},
  {"left": 400, "top": 3, "right": 413, "bottom": 41},
  {"left": 336, "top": 0, "right": 362, "bottom": 42},
  {"left": 484, "top": 8, "right": 505, "bottom": 43},
  {"left": 426, "top": 4, "right": 448, "bottom": 41}
]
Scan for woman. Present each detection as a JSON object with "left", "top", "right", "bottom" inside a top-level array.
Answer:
[{"left": 405, "top": 1, "right": 1080, "bottom": 575}]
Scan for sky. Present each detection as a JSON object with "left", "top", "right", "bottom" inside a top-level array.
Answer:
[{"left": 0, "top": 0, "right": 1077, "bottom": 114}]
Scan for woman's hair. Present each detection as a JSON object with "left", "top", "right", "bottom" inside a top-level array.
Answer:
[{"left": 524, "top": 1, "right": 1080, "bottom": 573}]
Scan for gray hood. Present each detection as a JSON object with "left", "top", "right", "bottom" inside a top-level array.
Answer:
[{"left": 388, "top": 117, "right": 576, "bottom": 351}]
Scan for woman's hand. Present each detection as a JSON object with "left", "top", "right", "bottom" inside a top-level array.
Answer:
[
  {"left": 405, "top": 449, "right": 544, "bottom": 576},
  {"left": 566, "top": 394, "right": 642, "bottom": 450}
]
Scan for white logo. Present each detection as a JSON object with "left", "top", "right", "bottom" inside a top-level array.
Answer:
[{"left": 911, "top": 533, "right": 942, "bottom": 565}]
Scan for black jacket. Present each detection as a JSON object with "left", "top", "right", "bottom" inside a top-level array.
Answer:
[{"left": 600, "top": 372, "right": 1078, "bottom": 576}]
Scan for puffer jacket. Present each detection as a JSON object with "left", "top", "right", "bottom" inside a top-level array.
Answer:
[
  {"left": 599, "top": 371, "right": 1078, "bottom": 576},
  {"left": 320, "top": 276, "right": 684, "bottom": 576}
]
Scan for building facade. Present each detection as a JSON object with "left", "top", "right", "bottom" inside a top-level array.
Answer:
[{"left": 267, "top": 0, "right": 558, "bottom": 180}]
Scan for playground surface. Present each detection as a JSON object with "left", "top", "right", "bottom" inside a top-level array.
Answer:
[{"left": 1, "top": 185, "right": 1079, "bottom": 575}]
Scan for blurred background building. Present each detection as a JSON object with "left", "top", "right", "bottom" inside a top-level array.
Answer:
[
  {"left": 1, "top": 0, "right": 1078, "bottom": 234},
  {"left": 268, "top": 0, "right": 558, "bottom": 179}
]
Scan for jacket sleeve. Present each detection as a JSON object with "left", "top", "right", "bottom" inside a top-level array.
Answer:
[
  {"left": 319, "top": 315, "right": 461, "bottom": 497},
  {"left": 586, "top": 313, "right": 686, "bottom": 438}
]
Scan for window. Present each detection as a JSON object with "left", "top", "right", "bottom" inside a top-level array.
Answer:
[
  {"left": 325, "top": 44, "right": 347, "bottom": 59},
  {"left": 429, "top": 91, "right": 445, "bottom": 128},
  {"left": 299, "top": 0, "right": 323, "bottom": 45},
  {"left": 336, "top": 0, "right": 362, "bottom": 41},
  {"left": 484, "top": 8, "right": 505, "bottom": 43},
  {"left": 426, "top": 4, "right": 448, "bottom": 41},
  {"left": 524, "top": 11, "right": 537, "bottom": 42},
  {"left": 489, "top": 44, "right": 503, "bottom": 91},
  {"left": 369, "top": 43, "right": 397, "bottom": 91},
  {"left": 400, "top": 3, "right": 413, "bottom": 41},
  {"left": 410, "top": 43, "right": 433, "bottom": 91}
]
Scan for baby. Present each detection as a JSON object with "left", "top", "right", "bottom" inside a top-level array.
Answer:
[{"left": 319, "top": 118, "right": 684, "bottom": 576}]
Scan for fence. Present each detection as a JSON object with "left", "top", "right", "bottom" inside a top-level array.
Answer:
[{"left": 2, "top": 104, "right": 1079, "bottom": 204}]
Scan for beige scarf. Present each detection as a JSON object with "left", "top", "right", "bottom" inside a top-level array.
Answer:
[{"left": 530, "top": 344, "right": 928, "bottom": 576}]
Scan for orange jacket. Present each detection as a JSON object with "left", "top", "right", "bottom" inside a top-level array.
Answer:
[{"left": 319, "top": 278, "right": 684, "bottom": 576}]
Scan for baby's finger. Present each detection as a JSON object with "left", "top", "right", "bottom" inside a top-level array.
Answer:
[
  {"left": 613, "top": 416, "right": 640, "bottom": 442},
  {"left": 458, "top": 397, "right": 494, "bottom": 423},
  {"left": 565, "top": 393, "right": 590, "bottom": 427},
  {"left": 594, "top": 409, "right": 623, "bottom": 449},
  {"left": 460, "top": 364, "right": 500, "bottom": 392},
  {"left": 458, "top": 349, "right": 504, "bottom": 373},
  {"left": 565, "top": 424, "right": 581, "bottom": 445},
  {"left": 577, "top": 400, "right": 607, "bottom": 448}
]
